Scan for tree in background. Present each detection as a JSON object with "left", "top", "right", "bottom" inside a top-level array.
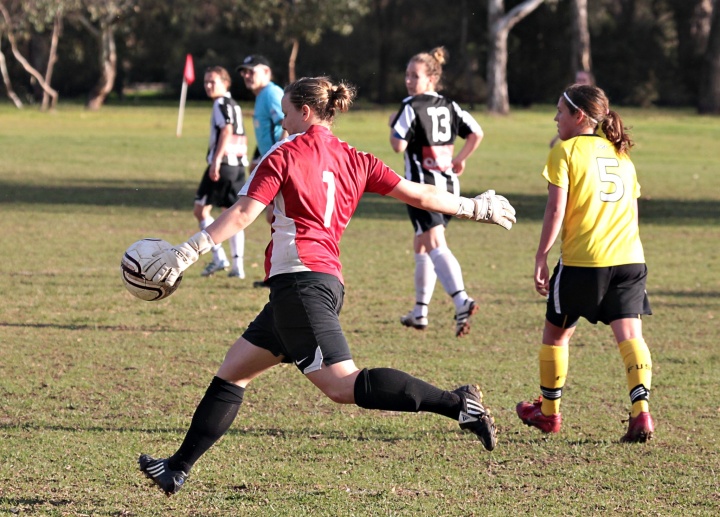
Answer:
[
  {"left": 1, "top": 0, "right": 719, "bottom": 113},
  {"left": 0, "top": 25, "right": 22, "bottom": 107},
  {"left": 231, "top": 0, "right": 370, "bottom": 83},
  {"left": 0, "top": 0, "right": 62, "bottom": 110},
  {"left": 486, "top": 0, "right": 546, "bottom": 114},
  {"left": 67, "top": 0, "right": 138, "bottom": 110},
  {"left": 698, "top": 0, "right": 720, "bottom": 113},
  {"left": 570, "top": 0, "right": 592, "bottom": 79}
]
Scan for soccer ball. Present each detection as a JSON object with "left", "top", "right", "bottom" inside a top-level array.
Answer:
[{"left": 120, "top": 238, "right": 182, "bottom": 301}]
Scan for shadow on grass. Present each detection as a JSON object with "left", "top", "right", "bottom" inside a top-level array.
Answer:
[
  {"left": 0, "top": 179, "right": 193, "bottom": 211},
  {"left": 0, "top": 498, "right": 71, "bottom": 511},
  {"left": 652, "top": 290, "right": 720, "bottom": 298},
  {"left": 2, "top": 180, "right": 719, "bottom": 225},
  {"left": 0, "top": 422, "right": 440, "bottom": 444},
  {"left": 0, "top": 321, "right": 191, "bottom": 333},
  {"left": 357, "top": 193, "right": 720, "bottom": 225}
]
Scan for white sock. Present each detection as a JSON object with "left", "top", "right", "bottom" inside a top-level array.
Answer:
[
  {"left": 414, "top": 253, "right": 436, "bottom": 318},
  {"left": 199, "top": 216, "right": 214, "bottom": 232},
  {"left": 428, "top": 246, "right": 468, "bottom": 310},
  {"left": 228, "top": 231, "right": 245, "bottom": 272},
  {"left": 199, "top": 216, "right": 225, "bottom": 263}
]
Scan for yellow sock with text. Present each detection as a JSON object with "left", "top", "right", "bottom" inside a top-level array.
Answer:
[
  {"left": 539, "top": 344, "right": 568, "bottom": 416},
  {"left": 618, "top": 338, "right": 652, "bottom": 417}
]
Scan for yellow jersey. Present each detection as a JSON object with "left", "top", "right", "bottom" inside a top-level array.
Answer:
[{"left": 542, "top": 134, "right": 645, "bottom": 267}]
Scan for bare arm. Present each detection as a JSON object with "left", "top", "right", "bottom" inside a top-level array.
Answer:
[
  {"left": 145, "top": 194, "right": 268, "bottom": 286},
  {"left": 534, "top": 184, "right": 567, "bottom": 296},
  {"left": 211, "top": 124, "right": 234, "bottom": 180},
  {"left": 388, "top": 177, "right": 516, "bottom": 231},
  {"left": 205, "top": 195, "right": 267, "bottom": 244},
  {"left": 388, "top": 112, "right": 407, "bottom": 153},
  {"left": 386, "top": 178, "right": 462, "bottom": 214},
  {"left": 390, "top": 134, "right": 407, "bottom": 153},
  {"left": 452, "top": 131, "right": 483, "bottom": 175}
]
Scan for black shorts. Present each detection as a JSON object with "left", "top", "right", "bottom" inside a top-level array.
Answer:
[
  {"left": 194, "top": 164, "right": 246, "bottom": 209},
  {"left": 546, "top": 263, "right": 652, "bottom": 328},
  {"left": 407, "top": 204, "right": 452, "bottom": 235},
  {"left": 242, "top": 272, "right": 352, "bottom": 374}
]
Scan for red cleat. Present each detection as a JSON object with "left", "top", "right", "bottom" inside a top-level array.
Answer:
[
  {"left": 620, "top": 412, "right": 655, "bottom": 443},
  {"left": 516, "top": 398, "right": 562, "bottom": 434}
]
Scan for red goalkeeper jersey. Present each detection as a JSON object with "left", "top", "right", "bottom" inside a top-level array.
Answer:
[{"left": 240, "top": 125, "right": 401, "bottom": 283}]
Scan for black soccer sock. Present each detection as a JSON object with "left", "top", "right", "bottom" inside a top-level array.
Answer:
[
  {"left": 353, "top": 368, "right": 461, "bottom": 420},
  {"left": 168, "top": 376, "right": 245, "bottom": 473}
]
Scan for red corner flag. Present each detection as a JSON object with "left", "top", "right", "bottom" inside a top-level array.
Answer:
[{"left": 183, "top": 54, "right": 195, "bottom": 85}]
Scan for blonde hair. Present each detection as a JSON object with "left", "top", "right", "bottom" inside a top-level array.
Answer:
[
  {"left": 408, "top": 46, "right": 448, "bottom": 90},
  {"left": 563, "top": 84, "right": 634, "bottom": 155},
  {"left": 284, "top": 76, "right": 356, "bottom": 124}
]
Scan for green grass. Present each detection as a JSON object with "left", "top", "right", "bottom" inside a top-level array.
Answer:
[{"left": 0, "top": 103, "right": 719, "bottom": 515}]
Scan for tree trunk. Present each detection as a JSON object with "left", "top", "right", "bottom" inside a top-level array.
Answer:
[
  {"left": 0, "top": 29, "right": 23, "bottom": 108},
  {"left": 486, "top": 0, "right": 545, "bottom": 114},
  {"left": 288, "top": 37, "right": 299, "bottom": 83},
  {"left": 459, "top": 0, "right": 474, "bottom": 108},
  {"left": 699, "top": 1, "right": 720, "bottom": 113},
  {"left": 570, "top": 0, "right": 592, "bottom": 76},
  {"left": 487, "top": 10, "right": 509, "bottom": 114},
  {"left": 86, "top": 20, "right": 117, "bottom": 111},
  {"left": 373, "top": 0, "right": 395, "bottom": 104},
  {"left": 42, "top": 12, "right": 62, "bottom": 111},
  {"left": 0, "top": 2, "right": 58, "bottom": 110}
]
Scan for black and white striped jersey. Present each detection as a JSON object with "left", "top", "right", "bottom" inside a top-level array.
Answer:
[
  {"left": 207, "top": 93, "right": 249, "bottom": 167},
  {"left": 391, "top": 92, "right": 481, "bottom": 193}
]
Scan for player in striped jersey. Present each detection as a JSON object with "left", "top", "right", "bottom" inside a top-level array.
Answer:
[
  {"left": 390, "top": 47, "right": 495, "bottom": 338},
  {"left": 516, "top": 84, "right": 655, "bottom": 443},
  {"left": 194, "top": 66, "right": 249, "bottom": 279},
  {"left": 137, "top": 76, "right": 516, "bottom": 496}
]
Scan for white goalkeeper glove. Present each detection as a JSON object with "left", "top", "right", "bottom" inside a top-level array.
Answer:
[
  {"left": 455, "top": 189, "right": 517, "bottom": 230},
  {"left": 145, "top": 230, "right": 215, "bottom": 286}
]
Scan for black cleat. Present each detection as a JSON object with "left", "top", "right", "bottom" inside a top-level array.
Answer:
[
  {"left": 138, "top": 454, "right": 187, "bottom": 496},
  {"left": 400, "top": 311, "right": 429, "bottom": 330},
  {"left": 454, "top": 299, "right": 478, "bottom": 337},
  {"left": 454, "top": 384, "right": 498, "bottom": 451}
]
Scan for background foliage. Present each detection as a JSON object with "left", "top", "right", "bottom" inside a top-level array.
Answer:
[{"left": 2, "top": 0, "right": 718, "bottom": 107}]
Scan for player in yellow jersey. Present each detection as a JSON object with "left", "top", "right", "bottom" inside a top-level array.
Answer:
[{"left": 516, "top": 84, "right": 655, "bottom": 443}]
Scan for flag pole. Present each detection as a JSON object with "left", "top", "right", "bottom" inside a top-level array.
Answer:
[
  {"left": 177, "top": 54, "right": 195, "bottom": 137},
  {"left": 176, "top": 78, "right": 188, "bottom": 137}
]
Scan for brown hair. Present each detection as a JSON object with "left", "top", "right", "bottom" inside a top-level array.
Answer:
[
  {"left": 204, "top": 66, "right": 231, "bottom": 88},
  {"left": 408, "top": 46, "right": 448, "bottom": 90},
  {"left": 284, "top": 76, "right": 356, "bottom": 124},
  {"left": 562, "top": 85, "right": 634, "bottom": 155}
]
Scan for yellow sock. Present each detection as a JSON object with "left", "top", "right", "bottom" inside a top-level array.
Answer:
[
  {"left": 539, "top": 344, "right": 568, "bottom": 416},
  {"left": 618, "top": 338, "right": 652, "bottom": 417}
]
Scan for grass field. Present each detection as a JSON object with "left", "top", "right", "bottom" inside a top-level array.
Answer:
[{"left": 0, "top": 101, "right": 719, "bottom": 516}]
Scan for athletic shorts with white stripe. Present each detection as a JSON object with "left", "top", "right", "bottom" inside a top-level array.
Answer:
[
  {"left": 242, "top": 272, "right": 352, "bottom": 374},
  {"left": 546, "top": 262, "right": 652, "bottom": 328}
]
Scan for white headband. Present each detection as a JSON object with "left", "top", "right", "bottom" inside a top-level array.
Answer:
[{"left": 563, "top": 91, "right": 598, "bottom": 125}]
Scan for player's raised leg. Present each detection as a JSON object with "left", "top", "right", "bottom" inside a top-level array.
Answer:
[{"left": 307, "top": 361, "right": 498, "bottom": 451}]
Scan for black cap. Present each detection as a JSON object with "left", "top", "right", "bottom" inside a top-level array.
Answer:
[{"left": 236, "top": 55, "right": 271, "bottom": 72}]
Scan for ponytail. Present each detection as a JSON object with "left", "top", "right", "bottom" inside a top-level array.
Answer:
[{"left": 601, "top": 110, "right": 634, "bottom": 155}]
